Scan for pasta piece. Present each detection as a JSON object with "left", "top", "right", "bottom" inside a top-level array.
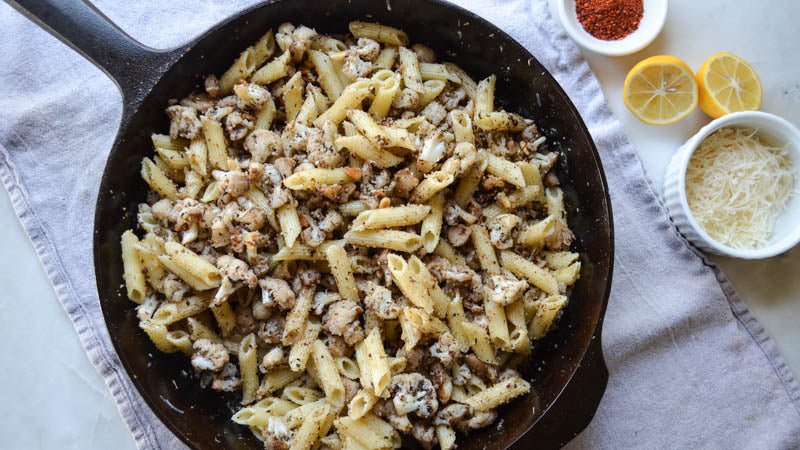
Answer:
[
  {"left": 335, "top": 135, "right": 404, "bottom": 168},
  {"left": 308, "top": 49, "right": 345, "bottom": 100},
  {"left": 464, "top": 376, "right": 531, "bottom": 411},
  {"left": 421, "top": 192, "right": 445, "bottom": 253},
  {"left": 475, "top": 111, "right": 528, "bottom": 132},
  {"left": 436, "top": 425, "right": 457, "bottom": 450},
  {"left": 158, "top": 241, "right": 222, "bottom": 290},
  {"left": 140, "top": 320, "right": 178, "bottom": 353},
  {"left": 211, "top": 301, "right": 236, "bottom": 336},
  {"left": 368, "top": 73, "right": 401, "bottom": 118},
  {"left": 373, "top": 46, "right": 398, "bottom": 70},
  {"left": 252, "top": 30, "right": 276, "bottom": 67},
  {"left": 284, "top": 168, "right": 361, "bottom": 190},
  {"left": 290, "top": 402, "right": 331, "bottom": 450},
  {"left": 151, "top": 133, "right": 188, "bottom": 151},
  {"left": 419, "top": 63, "right": 458, "bottom": 82},
  {"left": 277, "top": 203, "right": 302, "bottom": 248},
  {"left": 408, "top": 255, "right": 449, "bottom": 318},
  {"left": 518, "top": 216, "right": 556, "bottom": 248},
  {"left": 349, "top": 21, "right": 409, "bottom": 46},
  {"left": 273, "top": 240, "right": 346, "bottom": 262},
  {"left": 165, "top": 330, "right": 193, "bottom": 356},
  {"left": 476, "top": 75, "right": 496, "bottom": 114},
  {"left": 454, "top": 154, "right": 487, "bottom": 207},
  {"left": 259, "top": 367, "right": 302, "bottom": 395},
  {"left": 443, "top": 62, "right": 478, "bottom": 100},
  {"left": 419, "top": 79, "right": 446, "bottom": 107},
  {"left": 433, "top": 240, "right": 467, "bottom": 266},
  {"left": 283, "top": 287, "right": 315, "bottom": 345},
  {"left": 121, "top": 231, "right": 145, "bottom": 304},
  {"left": 283, "top": 72, "right": 305, "bottom": 122},
  {"left": 151, "top": 293, "right": 211, "bottom": 325},
  {"left": 251, "top": 50, "right": 291, "bottom": 85},
  {"left": 344, "top": 230, "right": 422, "bottom": 253},
  {"left": 310, "top": 340, "right": 346, "bottom": 409},
  {"left": 449, "top": 109, "right": 474, "bottom": 144},
  {"left": 141, "top": 158, "right": 179, "bottom": 201},
  {"left": 334, "top": 356, "right": 361, "bottom": 380},
  {"left": 325, "top": 245, "right": 359, "bottom": 302},
  {"left": 529, "top": 295, "right": 568, "bottom": 339},
  {"left": 470, "top": 224, "right": 501, "bottom": 276},
  {"left": 484, "top": 298, "right": 511, "bottom": 350},
  {"left": 363, "top": 327, "right": 391, "bottom": 397},
  {"left": 314, "top": 79, "right": 372, "bottom": 127},
  {"left": 352, "top": 205, "right": 431, "bottom": 230},
  {"left": 200, "top": 116, "right": 228, "bottom": 170},
  {"left": 239, "top": 333, "right": 259, "bottom": 404},
  {"left": 348, "top": 388, "right": 378, "bottom": 420},
  {"left": 288, "top": 321, "right": 321, "bottom": 372},
  {"left": 447, "top": 297, "right": 471, "bottom": 353},
  {"left": 220, "top": 47, "right": 256, "bottom": 94},
  {"left": 481, "top": 151, "right": 526, "bottom": 189},
  {"left": 500, "top": 250, "right": 559, "bottom": 295},
  {"left": 387, "top": 254, "right": 434, "bottom": 313},
  {"left": 253, "top": 91, "right": 277, "bottom": 130},
  {"left": 282, "top": 386, "right": 324, "bottom": 405},
  {"left": 398, "top": 46, "right": 425, "bottom": 93},
  {"left": 410, "top": 170, "right": 455, "bottom": 203},
  {"left": 461, "top": 321, "right": 496, "bottom": 364}
]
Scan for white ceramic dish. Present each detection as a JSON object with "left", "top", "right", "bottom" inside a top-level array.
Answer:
[
  {"left": 556, "top": 0, "right": 667, "bottom": 56},
  {"left": 663, "top": 111, "right": 800, "bottom": 259}
]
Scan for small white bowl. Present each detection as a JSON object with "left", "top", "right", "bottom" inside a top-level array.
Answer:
[
  {"left": 556, "top": 0, "right": 667, "bottom": 56},
  {"left": 663, "top": 111, "right": 800, "bottom": 259}
]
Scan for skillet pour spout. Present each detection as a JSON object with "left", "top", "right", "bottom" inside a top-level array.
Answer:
[{"left": 7, "top": 0, "right": 614, "bottom": 448}]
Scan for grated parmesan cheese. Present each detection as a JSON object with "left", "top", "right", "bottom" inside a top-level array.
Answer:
[{"left": 685, "top": 127, "right": 795, "bottom": 249}]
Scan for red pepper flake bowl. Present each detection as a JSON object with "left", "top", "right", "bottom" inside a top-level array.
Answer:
[{"left": 556, "top": 0, "right": 668, "bottom": 56}]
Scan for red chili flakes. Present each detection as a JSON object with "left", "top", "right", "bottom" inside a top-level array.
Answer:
[{"left": 575, "top": 0, "right": 644, "bottom": 41}]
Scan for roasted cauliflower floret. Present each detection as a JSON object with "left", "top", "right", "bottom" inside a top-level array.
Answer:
[
  {"left": 191, "top": 338, "right": 229, "bottom": 372},
  {"left": 362, "top": 281, "right": 401, "bottom": 320},
  {"left": 216, "top": 254, "right": 257, "bottom": 288},
  {"left": 166, "top": 105, "right": 202, "bottom": 139},
  {"left": 390, "top": 373, "right": 438, "bottom": 419},
  {"left": 488, "top": 213, "right": 521, "bottom": 249},
  {"left": 488, "top": 273, "right": 528, "bottom": 305},
  {"left": 429, "top": 331, "right": 459, "bottom": 368},
  {"left": 244, "top": 129, "right": 282, "bottom": 163},
  {"left": 323, "top": 299, "right": 365, "bottom": 345},
  {"left": 260, "top": 277, "right": 296, "bottom": 310}
]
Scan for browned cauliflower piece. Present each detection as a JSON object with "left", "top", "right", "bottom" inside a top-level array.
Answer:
[
  {"left": 392, "top": 88, "right": 420, "bottom": 110},
  {"left": 237, "top": 207, "right": 267, "bottom": 231},
  {"left": 276, "top": 23, "right": 317, "bottom": 63},
  {"left": 488, "top": 213, "right": 521, "bottom": 249},
  {"left": 219, "top": 171, "right": 250, "bottom": 200},
  {"left": 420, "top": 101, "right": 447, "bottom": 126},
  {"left": 412, "top": 43, "right": 436, "bottom": 63},
  {"left": 233, "top": 81, "right": 271, "bottom": 110},
  {"left": 244, "top": 129, "right": 282, "bottom": 163},
  {"left": 166, "top": 105, "right": 202, "bottom": 139},
  {"left": 225, "top": 110, "right": 254, "bottom": 141},
  {"left": 216, "top": 255, "right": 257, "bottom": 288},
  {"left": 447, "top": 224, "right": 471, "bottom": 247},
  {"left": 362, "top": 281, "right": 401, "bottom": 320},
  {"left": 354, "top": 38, "right": 380, "bottom": 60},
  {"left": 390, "top": 373, "right": 438, "bottom": 419},
  {"left": 204, "top": 74, "right": 220, "bottom": 98},
  {"left": 323, "top": 299, "right": 364, "bottom": 346},
  {"left": 258, "top": 316, "right": 286, "bottom": 344},
  {"left": 391, "top": 168, "right": 420, "bottom": 198},
  {"left": 191, "top": 338, "right": 229, "bottom": 372},
  {"left": 429, "top": 331, "right": 459, "bottom": 368},
  {"left": 429, "top": 361, "right": 453, "bottom": 403},
  {"left": 260, "top": 277, "right": 296, "bottom": 310},
  {"left": 342, "top": 51, "right": 373, "bottom": 81},
  {"left": 412, "top": 423, "right": 436, "bottom": 450},
  {"left": 259, "top": 347, "right": 285, "bottom": 373},
  {"left": 488, "top": 273, "right": 528, "bottom": 305},
  {"left": 211, "top": 362, "right": 242, "bottom": 392}
]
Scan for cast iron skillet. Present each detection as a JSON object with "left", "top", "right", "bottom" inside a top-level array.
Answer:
[{"left": 9, "top": 0, "right": 614, "bottom": 448}]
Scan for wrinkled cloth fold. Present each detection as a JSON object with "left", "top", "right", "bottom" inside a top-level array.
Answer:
[{"left": 0, "top": 0, "right": 798, "bottom": 448}]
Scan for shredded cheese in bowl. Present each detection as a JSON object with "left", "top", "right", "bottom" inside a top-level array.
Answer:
[{"left": 685, "top": 127, "right": 796, "bottom": 249}]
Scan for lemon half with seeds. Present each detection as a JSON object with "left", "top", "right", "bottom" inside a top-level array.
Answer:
[
  {"left": 696, "top": 52, "right": 762, "bottom": 118},
  {"left": 623, "top": 55, "right": 698, "bottom": 125}
]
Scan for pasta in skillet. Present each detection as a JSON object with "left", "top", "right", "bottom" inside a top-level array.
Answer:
[{"left": 122, "top": 20, "right": 581, "bottom": 450}]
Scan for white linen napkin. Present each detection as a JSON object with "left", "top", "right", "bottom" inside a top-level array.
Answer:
[{"left": 0, "top": 0, "right": 798, "bottom": 448}]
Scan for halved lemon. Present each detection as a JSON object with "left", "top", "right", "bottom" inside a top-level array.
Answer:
[
  {"left": 696, "top": 52, "right": 762, "bottom": 118},
  {"left": 623, "top": 55, "right": 698, "bottom": 125}
]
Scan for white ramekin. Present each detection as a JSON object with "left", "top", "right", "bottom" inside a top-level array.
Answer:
[
  {"left": 663, "top": 111, "right": 800, "bottom": 259},
  {"left": 556, "top": 0, "right": 668, "bottom": 57}
]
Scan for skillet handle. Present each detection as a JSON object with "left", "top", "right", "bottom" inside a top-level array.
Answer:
[{"left": 6, "top": 0, "right": 185, "bottom": 115}]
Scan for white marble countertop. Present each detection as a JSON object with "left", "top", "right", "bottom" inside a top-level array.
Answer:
[{"left": 1, "top": 0, "right": 798, "bottom": 448}]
